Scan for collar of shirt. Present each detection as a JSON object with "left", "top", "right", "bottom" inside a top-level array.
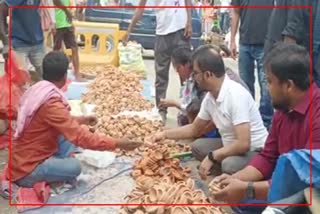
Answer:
[
  {"left": 216, "top": 75, "right": 231, "bottom": 103},
  {"left": 291, "top": 84, "right": 317, "bottom": 115}
]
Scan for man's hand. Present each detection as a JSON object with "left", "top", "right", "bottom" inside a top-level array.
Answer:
[
  {"left": 66, "top": 11, "right": 73, "bottom": 24},
  {"left": 199, "top": 155, "right": 214, "bottom": 180},
  {"left": 283, "top": 36, "right": 296, "bottom": 44},
  {"left": 116, "top": 138, "right": 143, "bottom": 151},
  {"left": 184, "top": 21, "right": 192, "bottom": 38},
  {"left": 213, "top": 173, "right": 232, "bottom": 183},
  {"left": 122, "top": 32, "right": 130, "bottom": 46},
  {"left": 211, "top": 178, "right": 248, "bottom": 203},
  {"left": 84, "top": 115, "right": 98, "bottom": 126},
  {"left": 150, "top": 131, "right": 166, "bottom": 143},
  {"left": 159, "top": 99, "right": 179, "bottom": 108},
  {"left": 230, "top": 40, "right": 237, "bottom": 60}
]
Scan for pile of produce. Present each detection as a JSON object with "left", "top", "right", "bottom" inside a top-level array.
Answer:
[
  {"left": 80, "top": 64, "right": 117, "bottom": 76},
  {"left": 119, "top": 177, "right": 229, "bottom": 214},
  {"left": 82, "top": 65, "right": 153, "bottom": 115},
  {"left": 131, "top": 146, "right": 191, "bottom": 182}
]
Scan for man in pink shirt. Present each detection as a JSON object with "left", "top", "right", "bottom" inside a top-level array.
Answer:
[{"left": 212, "top": 43, "right": 320, "bottom": 212}]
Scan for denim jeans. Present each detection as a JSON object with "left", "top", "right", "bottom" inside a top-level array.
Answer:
[
  {"left": 220, "top": 12, "right": 230, "bottom": 34},
  {"left": 13, "top": 43, "right": 45, "bottom": 81},
  {"left": 239, "top": 44, "right": 274, "bottom": 129},
  {"left": 231, "top": 199, "right": 267, "bottom": 214},
  {"left": 15, "top": 136, "right": 81, "bottom": 188}
]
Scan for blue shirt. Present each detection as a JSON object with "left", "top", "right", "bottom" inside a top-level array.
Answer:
[{"left": 5, "top": 0, "right": 43, "bottom": 48}]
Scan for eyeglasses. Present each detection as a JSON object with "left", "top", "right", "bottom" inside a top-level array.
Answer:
[{"left": 192, "top": 71, "right": 203, "bottom": 78}]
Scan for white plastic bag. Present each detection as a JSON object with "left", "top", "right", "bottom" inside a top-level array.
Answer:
[
  {"left": 75, "top": 150, "right": 116, "bottom": 169},
  {"left": 118, "top": 42, "right": 145, "bottom": 74}
]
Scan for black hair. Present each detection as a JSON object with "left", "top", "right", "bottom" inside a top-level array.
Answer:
[
  {"left": 191, "top": 44, "right": 226, "bottom": 78},
  {"left": 264, "top": 42, "right": 310, "bottom": 90},
  {"left": 172, "top": 46, "right": 192, "bottom": 65},
  {"left": 186, "top": 97, "right": 202, "bottom": 114},
  {"left": 42, "top": 51, "right": 69, "bottom": 82}
]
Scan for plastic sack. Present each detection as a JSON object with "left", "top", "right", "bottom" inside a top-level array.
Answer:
[
  {"left": 5, "top": 52, "right": 31, "bottom": 87},
  {"left": 0, "top": 76, "right": 24, "bottom": 120},
  {"left": 118, "top": 42, "right": 145, "bottom": 74},
  {"left": 75, "top": 150, "right": 116, "bottom": 169},
  {"left": 268, "top": 149, "right": 320, "bottom": 202},
  {"left": 0, "top": 53, "right": 30, "bottom": 120}
]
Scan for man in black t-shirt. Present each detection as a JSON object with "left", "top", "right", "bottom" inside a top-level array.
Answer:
[{"left": 230, "top": 0, "right": 274, "bottom": 130}]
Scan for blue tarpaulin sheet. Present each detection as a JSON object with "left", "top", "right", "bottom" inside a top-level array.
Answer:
[{"left": 268, "top": 149, "right": 320, "bottom": 202}]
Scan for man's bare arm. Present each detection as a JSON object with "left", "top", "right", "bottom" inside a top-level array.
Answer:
[
  {"left": 232, "top": 165, "right": 264, "bottom": 181},
  {"left": 164, "top": 117, "right": 211, "bottom": 140},
  {"left": 185, "top": 0, "right": 192, "bottom": 24},
  {"left": 213, "top": 123, "right": 251, "bottom": 162},
  {"left": 231, "top": 8, "right": 240, "bottom": 43},
  {"left": 127, "top": 0, "right": 147, "bottom": 34},
  {"left": 230, "top": 8, "right": 240, "bottom": 58}
]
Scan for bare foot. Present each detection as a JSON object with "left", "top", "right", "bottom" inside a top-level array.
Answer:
[{"left": 74, "top": 74, "right": 87, "bottom": 82}]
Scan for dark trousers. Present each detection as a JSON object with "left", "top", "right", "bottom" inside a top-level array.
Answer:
[{"left": 154, "top": 29, "right": 190, "bottom": 114}]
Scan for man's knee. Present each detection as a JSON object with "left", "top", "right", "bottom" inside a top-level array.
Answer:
[
  {"left": 67, "top": 159, "right": 82, "bottom": 178},
  {"left": 191, "top": 140, "right": 207, "bottom": 161},
  {"left": 221, "top": 156, "right": 247, "bottom": 174}
]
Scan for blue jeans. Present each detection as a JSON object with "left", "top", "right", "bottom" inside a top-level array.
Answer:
[
  {"left": 231, "top": 199, "right": 267, "bottom": 214},
  {"left": 239, "top": 44, "right": 274, "bottom": 129},
  {"left": 15, "top": 136, "right": 81, "bottom": 188},
  {"left": 220, "top": 12, "right": 230, "bottom": 34},
  {"left": 13, "top": 43, "right": 45, "bottom": 81}
]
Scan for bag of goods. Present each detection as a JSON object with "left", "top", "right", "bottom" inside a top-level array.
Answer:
[{"left": 118, "top": 42, "right": 145, "bottom": 74}]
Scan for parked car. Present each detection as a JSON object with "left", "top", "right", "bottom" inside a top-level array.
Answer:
[{"left": 85, "top": 0, "right": 204, "bottom": 50}]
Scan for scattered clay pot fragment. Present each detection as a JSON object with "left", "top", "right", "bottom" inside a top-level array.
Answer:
[
  {"left": 131, "top": 147, "right": 190, "bottom": 183},
  {"left": 122, "top": 176, "right": 229, "bottom": 214}
]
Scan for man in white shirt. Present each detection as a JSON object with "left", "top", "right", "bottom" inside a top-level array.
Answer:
[
  {"left": 150, "top": 45, "right": 268, "bottom": 178},
  {"left": 122, "top": 0, "right": 193, "bottom": 124}
]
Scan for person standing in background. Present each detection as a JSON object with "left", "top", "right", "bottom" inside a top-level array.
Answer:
[
  {"left": 230, "top": 0, "right": 274, "bottom": 130},
  {"left": 122, "top": 0, "right": 193, "bottom": 125},
  {"left": 265, "top": 0, "right": 319, "bottom": 88},
  {"left": 53, "top": 0, "right": 83, "bottom": 81},
  {"left": 220, "top": 0, "right": 231, "bottom": 35},
  {"left": 0, "top": 0, "right": 45, "bottom": 82}
]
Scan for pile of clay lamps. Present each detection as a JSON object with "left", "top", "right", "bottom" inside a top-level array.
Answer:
[
  {"left": 81, "top": 65, "right": 153, "bottom": 115},
  {"left": 119, "top": 177, "right": 229, "bottom": 214},
  {"left": 80, "top": 64, "right": 139, "bottom": 77},
  {"left": 208, "top": 179, "right": 227, "bottom": 204},
  {"left": 131, "top": 146, "right": 191, "bottom": 181},
  {"left": 98, "top": 115, "right": 163, "bottom": 143}
]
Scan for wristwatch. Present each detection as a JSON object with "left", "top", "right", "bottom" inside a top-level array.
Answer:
[{"left": 246, "top": 182, "right": 256, "bottom": 199}]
